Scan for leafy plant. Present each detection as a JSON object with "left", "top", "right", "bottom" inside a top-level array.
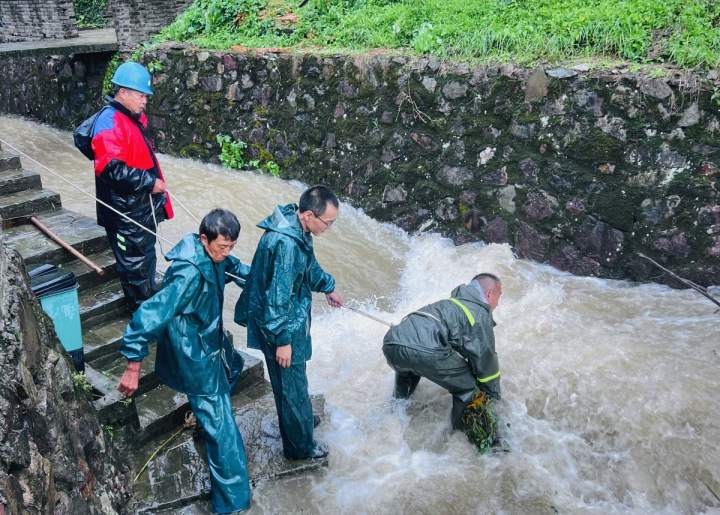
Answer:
[
  {"left": 462, "top": 389, "right": 497, "bottom": 453},
  {"left": 146, "top": 60, "right": 164, "bottom": 73},
  {"left": 217, "top": 134, "right": 248, "bottom": 169},
  {"left": 71, "top": 371, "right": 93, "bottom": 394},
  {"left": 74, "top": 0, "right": 108, "bottom": 28},
  {"left": 101, "top": 424, "right": 115, "bottom": 442},
  {"left": 263, "top": 160, "right": 281, "bottom": 177},
  {"left": 102, "top": 54, "right": 121, "bottom": 96},
  {"left": 216, "top": 134, "right": 282, "bottom": 175}
]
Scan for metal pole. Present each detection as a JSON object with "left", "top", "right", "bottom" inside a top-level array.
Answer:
[
  {"left": 30, "top": 216, "right": 105, "bottom": 275},
  {"left": 344, "top": 305, "right": 393, "bottom": 327}
]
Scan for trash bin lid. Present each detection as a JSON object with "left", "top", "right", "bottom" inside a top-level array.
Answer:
[{"left": 29, "top": 264, "right": 77, "bottom": 297}]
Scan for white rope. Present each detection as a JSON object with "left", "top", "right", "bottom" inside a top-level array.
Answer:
[
  {"left": 167, "top": 190, "right": 201, "bottom": 225},
  {"left": 0, "top": 137, "right": 244, "bottom": 282},
  {"left": 149, "top": 193, "right": 167, "bottom": 257}
]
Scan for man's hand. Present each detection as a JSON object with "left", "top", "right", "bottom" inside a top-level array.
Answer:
[
  {"left": 152, "top": 179, "right": 166, "bottom": 194},
  {"left": 326, "top": 291, "right": 343, "bottom": 308},
  {"left": 276, "top": 344, "right": 292, "bottom": 368},
  {"left": 118, "top": 361, "right": 142, "bottom": 396}
]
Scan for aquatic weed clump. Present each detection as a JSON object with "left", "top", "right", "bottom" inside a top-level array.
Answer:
[{"left": 462, "top": 390, "right": 497, "bottom": 453}]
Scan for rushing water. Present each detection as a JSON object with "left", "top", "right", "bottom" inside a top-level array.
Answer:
[{"left": 1, "top": 116, "right": 719, "bottom": 514}]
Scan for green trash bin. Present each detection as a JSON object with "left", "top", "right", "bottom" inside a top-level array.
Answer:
[{"left": 29, "top": 264, "right": 84, "bottom": 372}]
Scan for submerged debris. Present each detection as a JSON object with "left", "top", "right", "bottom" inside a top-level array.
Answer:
[{"left": 462, "top": 390, "right": 498, "bottom": 453}]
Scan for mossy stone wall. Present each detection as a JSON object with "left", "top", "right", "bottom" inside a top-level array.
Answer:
[{"left": 143, "top": 46, "right": 720, "bottom": 286}]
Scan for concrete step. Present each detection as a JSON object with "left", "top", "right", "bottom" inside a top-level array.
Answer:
[
  {"left": 0, "top": 168, "right": 42, "bottom": 195},
  {"left": 85, "top": 365, "right": 138, "bottom": 427},
  {"left": 133, "top": 351, "right": 264, "bottom": 444},
  {"left": 0, "top": 188, "right": 61, "bottom": 219},
  {"left": 63, "top": 247, "right": 118, "bottom": 292},
  {"left": 132, "top": 387, "right": 327, "bottom": 513},
  {"left": 83, "top": 314, "right": 129, "bottom": 362},
  {"left": 0, "top": 151, "right": 22, "bottom": 172},
  {"left": 79, "top": 278, "right": 127, "bottom": 327},
  {"left": 3, "top": 209, "right": 109, "bottom": 267}
]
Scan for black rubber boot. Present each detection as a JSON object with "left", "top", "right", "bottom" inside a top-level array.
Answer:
[
  {"left": 393, "top": 371, "right": 421, "bottom": 399},
  {"left": 450, "top": 391, "right": 475, "bottom": 431}
]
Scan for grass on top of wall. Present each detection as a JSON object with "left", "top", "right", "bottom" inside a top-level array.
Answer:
[{"left": 156, "top": 0, "right": 720, "bottom": 69}]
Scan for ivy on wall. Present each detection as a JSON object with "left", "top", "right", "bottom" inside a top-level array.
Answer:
[{"left": 74, "top": 0, "right": 109, "bottom": 28}]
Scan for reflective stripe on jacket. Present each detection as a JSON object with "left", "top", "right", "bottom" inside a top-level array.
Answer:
[{"left": 383, "top": 284, "right": 501, "bottom": 395}]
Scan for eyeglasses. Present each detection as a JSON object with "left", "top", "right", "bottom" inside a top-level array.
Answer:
[{"left": 314, "top": 213, "right": 335, "bottom": 228}]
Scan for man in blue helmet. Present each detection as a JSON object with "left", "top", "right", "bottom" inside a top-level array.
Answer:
[{"left": 91, "top": 61, "right": 174, "bottom": 313}]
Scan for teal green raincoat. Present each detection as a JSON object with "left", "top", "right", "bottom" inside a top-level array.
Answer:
[
  {"left": 234, "top": 203, "right": 335, "bottom": 363},
  {"left": 120, "top": 233, "right": 250, "bottom": 395}
]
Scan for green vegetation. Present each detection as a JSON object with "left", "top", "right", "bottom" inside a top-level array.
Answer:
[
  {"left": 216, "top": 134, "right": 281, "bottom": 176},
  {"left": 101, "top": 424, "right": 115, "bottom": 442},
  {"left": 102, "top": 54, "right": 121, "bottom": 96},
  {"left": 462, "top": 389, "right": 498, "bottom": 454},
  {"left": 71, "top": 371, "right": 92, "bottom": 394},
  {"left": 74, "top": 0, "right": 109, "bottom": 29},
  {"left": 156, "top": 0, "right": 720, "bottom": 68},
  {"left": 217, "top": 134, "right": 249, "bottom": 168}
]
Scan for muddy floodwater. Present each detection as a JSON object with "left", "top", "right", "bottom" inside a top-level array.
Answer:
[{"left": 1, "top": 116, "right": 719, "bottom": 514}]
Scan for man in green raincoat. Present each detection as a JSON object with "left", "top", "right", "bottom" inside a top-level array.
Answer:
[
  {"left": 382, "top": 273, "right": 502, "bottom": 429},
  {"left": 235, "top": 185, "right": 343, "bottom": 460},
  {"left": 117, "top": 209, "right": 252, "bottom": 514}
]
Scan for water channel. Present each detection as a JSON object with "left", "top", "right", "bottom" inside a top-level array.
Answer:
[{"left": 1, "top": 116, "right": 718, "bottom": 514}]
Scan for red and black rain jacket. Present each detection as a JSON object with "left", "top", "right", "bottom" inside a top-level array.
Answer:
[{"left": 91, "top": 97, "right": 174, "bottom": 231}]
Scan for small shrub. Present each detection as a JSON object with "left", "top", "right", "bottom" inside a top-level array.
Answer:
[
  {"left": 146, "top": 60, "right": 164, "bottom": 73},
  {"left": 263, "top": 160, "right": 281, "bottom": 177},
  {"left": 217, "top": 134, "right": 248, "bottom": 169},
  {"left": 71, "top": 371, "right": 92, "bottom": 394}
]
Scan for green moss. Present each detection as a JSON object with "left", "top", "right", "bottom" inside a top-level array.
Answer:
[
  {"left": 179, "top": 144, "right": 210, "bottom": 159},
  {"left": 590, "top": 186, "right": 642, "bottom": 232},
  {"left": 566, "top": 129, "right": 625, "bottom": 163}
]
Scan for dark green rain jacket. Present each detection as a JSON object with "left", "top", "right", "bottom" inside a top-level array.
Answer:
[
  {"left": 234, "top": 204, "right": 335, "bottom": 364},
  {"left": 383, "top": 284, "right": 501, "bottom": 396},
  {"left": 120, "top": 234, "right": 250, "bottom": 396}
]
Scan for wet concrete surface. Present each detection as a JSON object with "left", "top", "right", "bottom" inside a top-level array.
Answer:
[{"left": 132, "top": 380, "right": 328, "bottom": 513}]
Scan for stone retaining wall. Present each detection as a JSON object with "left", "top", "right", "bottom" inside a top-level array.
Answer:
[
  {"left": 109, "top": 0, "right": 193, "bottom": 50},
  {"left": 0, "top": 0, "right": 77, "bottom": 43},
  {"left": 0, "top": 50, "right": 113, "bottom": 129},
  {"left": 1, "top": 43, "right": 718, "bottom": 286},
  {"left": 142, "top": 46, "right": 720, "bottom": 286}
]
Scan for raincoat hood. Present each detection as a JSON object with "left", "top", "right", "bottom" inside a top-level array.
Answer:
[
  {"left": 165, "top": 233, "right": 220, "bottom": 285},
  {"left": 257, "top": 204, "right": 312, "bottom": 252},
  {"left": 451, "top": 284, "right": 491, "bottom": 313}
]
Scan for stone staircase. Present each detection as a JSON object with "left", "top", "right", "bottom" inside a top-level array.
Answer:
[{"left": 0, "top": 143, "right": 328, "bottom": 512}]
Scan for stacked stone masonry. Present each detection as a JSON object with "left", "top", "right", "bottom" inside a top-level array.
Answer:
[
  {"left": 143, "top": 48, "right": 720, "bottom": 287},
  {"left": 1, "top": 45, "right": 718, "bottom": 287},
  {"left": 0, "top": 50, "right": 114, "bottom": 129},
  {"left": 109, "top": 0, "right": 193, "bottom": 50},
  {"left": 0, "top": 0, "right": 77, "bottom": 43}
]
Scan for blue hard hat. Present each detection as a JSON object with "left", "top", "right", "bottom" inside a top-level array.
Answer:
[{"left": 111, "top": 61, "right": 154, "bottom": 95}]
